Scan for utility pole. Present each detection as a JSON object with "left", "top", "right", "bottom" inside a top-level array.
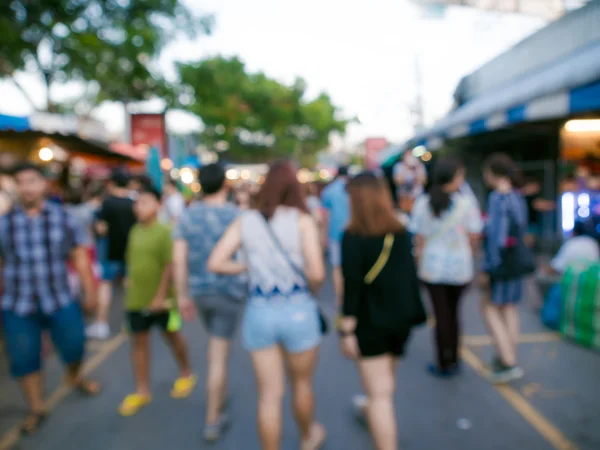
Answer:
[{"left": 411, "top": 53, "right": 425, "bottom": 134}]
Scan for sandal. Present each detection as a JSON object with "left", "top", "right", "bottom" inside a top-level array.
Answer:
[
  {"left": 301, "top": 422, "right": 327, "bottom": 450},
  {"left": 73, "top": 378, "right": 103, "bottom": 396},
  {"left": 119, "top": 393, "right": 152, "bottom": 417},
  {"left": 20, "top": 411, "right": 47, "bottom": 436},
  {"left": 170, "top": 374, "right": 198, "bottom": 399}
]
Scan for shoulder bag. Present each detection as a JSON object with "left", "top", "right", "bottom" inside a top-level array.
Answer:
[{"left": 362, "top": 232, "right": 428, "bottom": 328}]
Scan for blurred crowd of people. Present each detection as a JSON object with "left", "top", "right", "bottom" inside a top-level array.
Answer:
[{"left": 1, "top": 153, "right": 598, "bottom": 450}]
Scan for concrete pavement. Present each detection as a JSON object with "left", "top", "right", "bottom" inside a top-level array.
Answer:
[{"left": 1, "top": 279, "right": 599, "bottom": 450}]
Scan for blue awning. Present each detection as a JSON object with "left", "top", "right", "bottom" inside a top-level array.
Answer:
[
  {"left": 378, "top": 144, "right": 407, "bottom": 167},
  {"left": 0, "top": 114, "right": 30, "bottom": 132},
  {"left": 409, "top": 40, "right": 600, "bottom": 149}
]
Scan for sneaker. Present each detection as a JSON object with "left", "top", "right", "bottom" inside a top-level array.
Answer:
[
  {"left": 489, "top": 365, "right": 524, "bottom": 384},
  {"left": 489, "top": 356, "right": 503, "bottom": 372},
  {"left": 204, "top": 414, "right": 230, "bottom": 443},
  {"left": 86, "top": 323, "right": 110, "bottom": 340},
  {"left": 351, "top": 395, "right": 368, "bottom": 426},
  {"left": 427, "top": 363, "right": 460, "bottom": 378},
  {"left": 85, "top": 323, "right": 98, "bottom": 338}
]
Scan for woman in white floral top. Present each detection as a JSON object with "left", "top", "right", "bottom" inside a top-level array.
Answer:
[{"left": 409, "top": 158, "right": 482, "bottom": 376}]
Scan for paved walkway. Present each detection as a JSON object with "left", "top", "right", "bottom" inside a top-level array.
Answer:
[{"left": 1, "top": 280, "right": 598, "bottom": 450}]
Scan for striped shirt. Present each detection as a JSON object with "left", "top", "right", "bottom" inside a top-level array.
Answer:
[{"left": 0, "top": 202, "right": 86, "bottom": 316}]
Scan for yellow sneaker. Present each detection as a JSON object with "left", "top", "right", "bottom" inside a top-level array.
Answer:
[
  {"left": 119, "top": 393, "right": 152, "bottom": 417},
  {"left": 170, "top": 375, "right": 197, "bottom": 399}
]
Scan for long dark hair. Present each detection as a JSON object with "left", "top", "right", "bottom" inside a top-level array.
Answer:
[
  {"left": 346, "top": 172, "right": 404, "bottom": 236},
  {"left": 484, "top": 153, "right": 523, "bottom": 188},
  {"left": 255, "top": 160, "right": 308, "bottom": 219},
  {"left": 429, "top": 158, "right": 462, "bottom": 217}
]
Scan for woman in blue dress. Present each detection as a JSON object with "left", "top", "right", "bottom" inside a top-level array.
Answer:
[{"left": 482, "top": 154, "right": 528, "bottom": 384}]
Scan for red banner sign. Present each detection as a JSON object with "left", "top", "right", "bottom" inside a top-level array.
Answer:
[{"left": 130, "top": 113, "right": 168, "bottom": 159}]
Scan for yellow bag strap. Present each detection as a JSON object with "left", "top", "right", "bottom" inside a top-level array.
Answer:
[{"left": 364, "top": 234, "right": 395, "bottom": 285}]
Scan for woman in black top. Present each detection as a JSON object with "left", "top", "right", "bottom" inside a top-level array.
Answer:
[{"left": 339, "top": 172, "right": 425, "bottom": 450}]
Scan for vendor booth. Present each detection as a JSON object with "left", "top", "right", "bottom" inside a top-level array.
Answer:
[
  {"left": 0, "top": 113, "right": 143, "bottom": 196},
  {"left": 388, "top": 1, "right": 600, "bottom": 247}
]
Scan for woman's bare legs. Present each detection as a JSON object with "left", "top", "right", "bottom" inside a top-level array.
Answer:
[
  {"left": 286, "top": 346, "right": 325, "bottom": 450},
  {"left": 251, "top": 346, "right": 285, "bottom": 450},
  {"left": 481, "top": 299, "right": 516, "bottom": 366},
  {"left": 501, "top": 304, "right": 520, "bottom": 360},
  {"left": 358, "top": 355, "right": 398, "bottom": 450}
]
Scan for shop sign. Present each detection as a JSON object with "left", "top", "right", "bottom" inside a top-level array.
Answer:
[{"left": 130, "top": 113, "right": 168, "bottom": 159}]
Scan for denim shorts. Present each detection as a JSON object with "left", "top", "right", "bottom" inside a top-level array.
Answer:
[
  {"left": 242, "top": 293, "right": 322, "bottom": 353},
  {"left": 101, "top": 260, "right": 126, "bottom": 282},
  {"left": 1, "top": 302, "right": 86, "bottom": 378}
]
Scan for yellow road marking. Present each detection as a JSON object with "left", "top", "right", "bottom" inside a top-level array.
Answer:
[
  {"left": 0, "top": 333, "right": 127, "bottom": 450},
  {"left": 85, "top": 340, "right": 105, "bottom": 353},
  {"left": 521, "top": 383, "right": 542, "bottom": 399},
  {"left": 461, "top": 346, "right": 578, "bottom": 450},
  {"left": 463, "top": 332, "right": 560, "bottom": 347}
]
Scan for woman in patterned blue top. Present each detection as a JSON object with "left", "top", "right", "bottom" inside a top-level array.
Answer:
[{"left": 481, "top": 153, "right": 528, "bottom": 384}]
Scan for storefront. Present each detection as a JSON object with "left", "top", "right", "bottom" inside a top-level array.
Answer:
[
  {"left": 390, "top": 2, "right": 600, "bottom": 248},
  {"left": 560, "top": 120, "right": 600, "bottom": 237}
]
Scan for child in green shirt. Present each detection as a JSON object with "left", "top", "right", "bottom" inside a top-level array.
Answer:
[{"left": 119, "top": 187, "right": 196, "bottom": 417}]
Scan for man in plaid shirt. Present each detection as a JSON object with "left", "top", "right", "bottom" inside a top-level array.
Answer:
[{"left": 0, "top": 163, "right": 101, "bottom": 435}]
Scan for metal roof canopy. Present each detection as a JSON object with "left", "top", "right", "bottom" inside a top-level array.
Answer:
[
  {"left": 0, "top": 131, "right": 136, "bottom": 162},
  {"left": 416, "top": 41, "right": 600, "bottom": 141},
  {"left": 399, "top": 1, "right": 600, "bottom": 160}
]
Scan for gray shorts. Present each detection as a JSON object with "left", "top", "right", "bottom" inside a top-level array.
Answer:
[{"left": 194, "top": 294, "right": 242, "bottom": 340}]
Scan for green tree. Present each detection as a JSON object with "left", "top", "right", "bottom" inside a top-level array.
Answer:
[
  {"left": 177, "top": 56, "right": 350, "bottom": 164},
  {"left": 0, "top": 1, "right": 213, "bottom": 113}
]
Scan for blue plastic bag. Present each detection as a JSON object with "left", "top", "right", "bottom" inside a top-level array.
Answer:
[{"left": 542, "top": 283, "right": 562, "bottom": 330}]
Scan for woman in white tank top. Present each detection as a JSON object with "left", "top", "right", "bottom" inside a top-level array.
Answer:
[{"left": 208, "top": 161, "right": 327, "bottom": 450}]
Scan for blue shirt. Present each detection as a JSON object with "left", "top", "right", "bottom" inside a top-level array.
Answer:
[
  {"left": 0, "top": 202, "right": 87, "bottom": 316},
  {"left": 321, "top": 178, "right": 350, "bottom": 243},
  {"left": 173, "top": 202, "right": 247, "bottom": 300}
]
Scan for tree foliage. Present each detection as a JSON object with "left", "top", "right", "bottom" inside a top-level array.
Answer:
[
  {"left": 177, "top": 56, "right": 350, "bottom": 164},
  {"left": 0, "top": 0, "right": 213, "bottom": 113}
]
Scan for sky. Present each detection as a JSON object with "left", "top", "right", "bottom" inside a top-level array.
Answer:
[{"left": 0, "top": 0, "right": 546, "bottom": 146}]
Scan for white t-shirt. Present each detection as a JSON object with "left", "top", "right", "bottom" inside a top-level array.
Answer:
[
  {"left": 550, "top": 236, "right": 600, "bottom": 273},
  {"left": 409, "top": 193, "right": 483, "bottom": 285},
  {"left": 164, "top": 193, "right": 186, "bottom": 223},
  {"left": 393, "top": 161, "right": 426, "bottom": 198}
]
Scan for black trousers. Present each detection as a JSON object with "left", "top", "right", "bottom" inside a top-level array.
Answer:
[{"left": 424, "top": 283, "right": 467, "bottom": 370}]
